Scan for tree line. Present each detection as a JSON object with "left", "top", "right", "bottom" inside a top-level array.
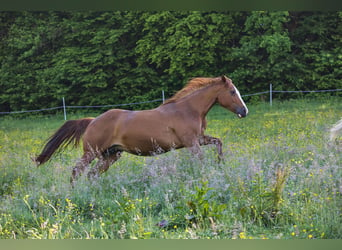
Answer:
[{"left": 0, "top": 11, "right": 341, "bottom": 112}]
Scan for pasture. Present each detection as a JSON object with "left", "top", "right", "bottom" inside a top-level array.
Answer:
[{"left": 0, "top": 98, "right": 341, "bottom": 239}]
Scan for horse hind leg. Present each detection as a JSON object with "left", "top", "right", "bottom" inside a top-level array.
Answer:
[
  {"left": 87, "top": 149, "right": 122, "bottom": 181},
  {"left": 70, "top": 152, "right": 95, "bottom": 186}
]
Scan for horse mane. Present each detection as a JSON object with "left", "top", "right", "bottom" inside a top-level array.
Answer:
[{"left": 162, "top": 77, "right": 220, "bottom": 105}]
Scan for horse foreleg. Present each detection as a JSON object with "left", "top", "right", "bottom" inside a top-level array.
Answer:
[
  {"left": 87, "top": 151, "right": 122, "bottom": 181},
  {"left": 71, "top": 153, "right": 95, "bottom": 186},
  {"left": 199, "top": 135, "right": 223, "bottom": 161}
]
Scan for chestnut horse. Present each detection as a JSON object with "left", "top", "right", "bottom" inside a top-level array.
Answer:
[{"left": 35, "top": 75, "right": 248, "bottom": 184}]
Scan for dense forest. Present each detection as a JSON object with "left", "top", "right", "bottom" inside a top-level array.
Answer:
[{"left": 0, "top": 11, "right": 341, "bottom": 112}]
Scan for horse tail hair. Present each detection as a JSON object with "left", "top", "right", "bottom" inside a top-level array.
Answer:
[
  {"left": 35, "top": 118, "right": 94, "bottom": 166},
  {"left": 330, "top": 118, "right": 342, "bottom": 141}
]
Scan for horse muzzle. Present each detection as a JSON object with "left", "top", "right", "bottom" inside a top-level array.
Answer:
[{"left": 236, "top": 107, "right": 248, "bottom": 118}]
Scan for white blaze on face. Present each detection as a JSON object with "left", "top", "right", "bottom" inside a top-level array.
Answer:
[{"left": 234, "top": 86, "right": 248, "bottom": 116}]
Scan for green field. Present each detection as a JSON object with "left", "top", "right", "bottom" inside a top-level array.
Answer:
[{"left": 0, "top": 98, "right": 341, "bottom": 239}]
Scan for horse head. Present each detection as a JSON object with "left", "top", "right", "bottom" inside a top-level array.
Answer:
[{"left": 217, "top": 75, "right": 248, "bottom": 118}]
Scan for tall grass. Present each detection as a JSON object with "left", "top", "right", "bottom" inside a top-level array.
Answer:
[{"left": 0, "top": 98, "right": 341, "bottom": 239}]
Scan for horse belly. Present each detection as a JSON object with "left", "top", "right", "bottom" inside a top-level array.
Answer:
[{"left": 121, "top": 125, "right": 182, "bottom": 156}]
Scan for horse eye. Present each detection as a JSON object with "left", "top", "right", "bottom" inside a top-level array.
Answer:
[{"left": 230, "top": 90, "right": 236, "bottom": 96}]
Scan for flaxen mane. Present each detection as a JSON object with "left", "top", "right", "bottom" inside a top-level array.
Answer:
[{"left": 163, "top": 77, "right": 220, "bottom": 105}]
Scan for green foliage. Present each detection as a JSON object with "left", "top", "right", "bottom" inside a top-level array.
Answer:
[
  {"left": 0, "top": 11, "right": 341, "bottom": 112},
  {"left": 289, "top": 12, "right": 342, "bottom": 91},
  {"left": 186, "top": 180, "right": 227, "bottom": 224},
  {"left": 236, "top": 164, "right": 291, "bottom": 227},
  {"left": 136, "top": 12, "right": 238, "bottom": 78},
  {"left": 230, "top": 11, "right": 294, "bottom": 93}
]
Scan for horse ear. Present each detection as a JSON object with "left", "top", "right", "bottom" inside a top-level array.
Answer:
[{"left": 221, "top": 75, "right": 230, "bottom": 85}]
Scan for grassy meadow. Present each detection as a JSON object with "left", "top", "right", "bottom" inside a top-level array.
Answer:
[{"left": 0, "top": 98, "right": 341, "bottom": 239}]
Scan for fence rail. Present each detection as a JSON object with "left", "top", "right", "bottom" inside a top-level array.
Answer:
[
  {"left": 0, "top": 99, "right": 163, "bottom": 115},
  {"left": 1, "top": 86, "right": 341, "bottom": 119}
]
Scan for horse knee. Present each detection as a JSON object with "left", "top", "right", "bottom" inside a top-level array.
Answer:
[{"left": 115, "top": 151, "right": 122, "bottom": 159}]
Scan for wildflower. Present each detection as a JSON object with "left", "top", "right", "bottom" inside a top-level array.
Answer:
[
  {"left": 308, "top": 234, "right": 313, "bottom": 239},
  {"left": 239, "top": 231, "right": 246, "bottom": 239},
  {"left": 291, "top": 232, "right": 296, "bottom": 236},
  {"left": 49, "top": 224, "right": 59, "bottom": 236}
]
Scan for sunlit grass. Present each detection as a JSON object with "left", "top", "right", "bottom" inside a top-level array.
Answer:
[{"left": 0, "top": 98, "right": 341, "bottom": 239}]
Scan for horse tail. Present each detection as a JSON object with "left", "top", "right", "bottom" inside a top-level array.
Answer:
[
  {"left": 35, "top": 118, "right": 94, "bottom": 166},
  {"left": 330, "top": 118, "right": 342, "bottom": 141}
]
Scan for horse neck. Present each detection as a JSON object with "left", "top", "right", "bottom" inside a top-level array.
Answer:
[{"left": 180, "top": 83, "right": 223, "bottom": 117}]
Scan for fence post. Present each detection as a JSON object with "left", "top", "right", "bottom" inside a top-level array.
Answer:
[
  {"left": 162, "top": 90, "right": 165, "bottom": 103},
  {"left": 62, "top": 97, "right": 67, "bottom": 120},
  {"left": 270, "top": 83, "right": 273, "bottom": 106}
]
